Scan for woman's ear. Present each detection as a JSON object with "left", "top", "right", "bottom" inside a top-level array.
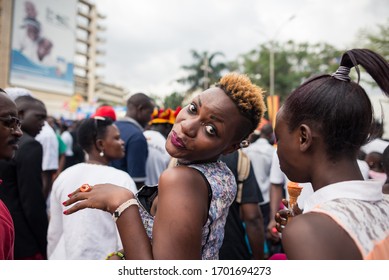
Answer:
[
  {"left": 95, "top": 138, "right": 104, "bottom": 152},
  {"left": 299, "top": 124, "right": 312, "bottom": 152}
]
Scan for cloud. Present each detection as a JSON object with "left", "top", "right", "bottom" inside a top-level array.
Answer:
[{"left": 93, "top": 0, "right": 388, "bottom": 97}]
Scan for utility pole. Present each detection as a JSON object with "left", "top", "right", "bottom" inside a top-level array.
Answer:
[
  {"left": 201, "top": 54, "right": 212, "bottom": 89},
  {"left": 269, "top": 15, "right": 296, "bottom": 96}
]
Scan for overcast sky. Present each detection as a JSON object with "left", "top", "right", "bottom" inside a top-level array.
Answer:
[{"left": 92, "top": 0, "right": 388, "bottom": 98}]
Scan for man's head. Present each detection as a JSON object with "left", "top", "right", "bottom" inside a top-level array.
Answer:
[
  {"left": 0, "top": 89, "right": 23, "bottom": 160},
  {"left": 126, "top": 93, "right": 155, "bottom": 128},
  {"left": 15, "top": 95, "right": 47, "bottom": 137},
  {"left": 148, "top": 108, "right": 177, "bottom": 138},
  {"left": 260, "top": 123, "right": 275, "bottom": 144}
]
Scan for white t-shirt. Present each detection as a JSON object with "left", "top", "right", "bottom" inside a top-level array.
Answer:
[
  {"left": 61, "top": 130, "right": 74, "bottom": 156},
  {"left": 47, "top": 163, "right": 137, "bottom": 260},
  {"left": 35, "top": 121, "right": 59, "bottom": 171},
  {"left": 243, "top": 138, "right": 275, "bottom": 204},
  {"left": 143, "top": 130, "right": 171, "bottom": 185}
]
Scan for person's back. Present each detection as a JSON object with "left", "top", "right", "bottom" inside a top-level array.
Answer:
[
  {"left": 48, "top": 117, "right": 137, "bottom": 259},
  {"left": 243, "top": 124, "right": 275, "bottom": 206},
  {"left": 0, "top": 95, "right": 48, "bottom": 259},
  {"left": 111, "top": 93, "right": 155, "bottom": 189},
  {"left": 60, "top": 121, "right": 74, "bottom": 169},
  {"left": 243, "top": 123, "right": 275, "bottom": 253},
  {"left": 35, "top": 120, "right": 59, "bottom": 200},
  {"left": 144, "top": 130, "right": 171, "bottom": 185},
  {"left": 143, "top": 108, "right": 176, "bottom": 185},
  {"left": 219, "top": 150, "right": 264, "bottom": 260},
  {"left": 304, "top": 185, "right": 389, "bottom": 259}
]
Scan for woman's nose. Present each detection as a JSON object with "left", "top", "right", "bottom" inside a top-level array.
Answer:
[{"left": 180, "top": 118, "right": 198, "bottom": 138}]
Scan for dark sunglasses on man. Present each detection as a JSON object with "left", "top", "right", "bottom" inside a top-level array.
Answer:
[{"left": 0, "top": 116, "right": 22, "bottom": 130}]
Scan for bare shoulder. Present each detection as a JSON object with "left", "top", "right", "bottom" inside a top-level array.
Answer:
[
  {"left": 151, "top": 166, "right": 210, "bottom": 259},
  {"left": 282, "top": 212, "right": 362, "bottom": 260},
  {"left": 160, "top": 166, "right": 203, "bottom": 184},
  {"left": 157, "top": 165, "right": 210, "bottom": 225}
]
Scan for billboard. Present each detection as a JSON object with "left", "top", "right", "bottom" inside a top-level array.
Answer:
[{"left": 9, "top": 0, "right": 77, "bottom": 95}]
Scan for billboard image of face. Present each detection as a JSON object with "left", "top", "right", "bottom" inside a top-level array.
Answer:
[{"left": 10, "top": 0, "right": 77, "bottom": 95}]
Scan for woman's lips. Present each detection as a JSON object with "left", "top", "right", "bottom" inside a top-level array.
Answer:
[{"left": 171, "top": 131, "right": 186, "bottom": 149}]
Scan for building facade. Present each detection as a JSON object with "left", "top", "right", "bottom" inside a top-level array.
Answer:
[{"left": 0, "top": 0, "right": 128, "bottom": 118}]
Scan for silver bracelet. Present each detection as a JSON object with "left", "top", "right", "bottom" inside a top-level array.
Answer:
[{"left": 112, "top": 198, "right": 139, "bottom": 222}]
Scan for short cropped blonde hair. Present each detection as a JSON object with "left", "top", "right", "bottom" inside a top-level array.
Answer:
[{"left": 215, "top": 73, "right": 266, "bottom": 132}]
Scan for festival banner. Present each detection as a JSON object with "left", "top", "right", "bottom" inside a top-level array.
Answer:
[{"left": 9, "top": 0, "right": 77, "bottom": 95}]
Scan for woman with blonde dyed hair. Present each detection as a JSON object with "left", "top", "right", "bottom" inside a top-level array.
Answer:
[{"left": 63, "top": 73, "right": 266, "bottom": 260}]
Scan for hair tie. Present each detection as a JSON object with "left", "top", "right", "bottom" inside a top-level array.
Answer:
[{"left": 331, "top": 66, "right": 351, "bottom": 82}]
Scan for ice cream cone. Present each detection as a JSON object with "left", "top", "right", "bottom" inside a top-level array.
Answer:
[
  {"left": 288, "top": 182, "right": 302, "bottom": 206},
  {"left": 287, "top": 182, "right": 303, "bottom": 217}
]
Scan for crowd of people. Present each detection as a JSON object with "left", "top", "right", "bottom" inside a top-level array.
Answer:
[{"left": 0, "top": 48, "right": 389, "bottom": 260}]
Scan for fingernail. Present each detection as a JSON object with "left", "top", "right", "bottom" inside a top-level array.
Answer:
[
  {"left": 67, "top": 193, "right": 72, "bottom": 198},
  {"left": 63, "top": 210, "right": 68, "bottom": 215},
  {"left": 62, "top": 201, "right": 67, "bottom": 206}
]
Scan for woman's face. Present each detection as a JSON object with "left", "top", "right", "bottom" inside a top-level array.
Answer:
[
  {"left": 101, "top": 124, "right": 125, "bottom": 161},
  {"left": 0, "top": 93, "right": 23, "bottom": 160},
  {"left": 166, "top": 87, "right": 249, "bottom": 164},
  {"left": 274, "top": 108, "right": 306, "bottom": 182}
]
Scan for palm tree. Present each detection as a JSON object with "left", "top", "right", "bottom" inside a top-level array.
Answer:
[{"left": 177, "top": 50, "right": 227, "bottom": 93}]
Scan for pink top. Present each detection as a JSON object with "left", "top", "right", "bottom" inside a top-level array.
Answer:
[{"left": 0, "top": 200, "right": 14, "bottom": 260}]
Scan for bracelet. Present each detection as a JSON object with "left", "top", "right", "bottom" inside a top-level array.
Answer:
[
  {"left": 112, "top": 198, "right": 139, "bottom": 222},
  {"left": 105, "top": 251, "right": 125, "bottom": 260}
]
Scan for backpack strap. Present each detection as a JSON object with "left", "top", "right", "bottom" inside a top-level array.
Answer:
[{"left": 236, "top": 149, "right": 250, "bottom": 203}]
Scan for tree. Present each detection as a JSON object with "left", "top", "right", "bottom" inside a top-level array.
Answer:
[
  {"left": 163, "top": 91, "right": 185, "bottom": 109},
  {"left": 238, "top": 40, "right": 342, "bottom": 101},
  {"left": 355, "top": 20, "right": 389, "bottom": 60},
  {"left": 177, "top": 50, "right": 227, "bottom": 93}
]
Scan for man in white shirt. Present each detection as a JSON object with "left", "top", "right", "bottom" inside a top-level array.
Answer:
[
  {"left": 143, "top": 108, "right": 178, "bottom": 185},
  {"left": 35, "top": 121, "right": 59, "bottom": 201}
]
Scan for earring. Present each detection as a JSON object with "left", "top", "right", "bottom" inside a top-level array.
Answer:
[{"left": 99, "top": 150, "right": 104, "bottom": 157}]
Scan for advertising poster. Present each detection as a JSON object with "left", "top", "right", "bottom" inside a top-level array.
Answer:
[{"left": 10, "top": 0, "right": 77, "bottom": 95}]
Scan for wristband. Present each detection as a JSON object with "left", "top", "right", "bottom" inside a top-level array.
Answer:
[
  {"left": 105, "top": 251, "right": 125, "bottom": 260},
  {"left": 112, "top": 198, "right": 139, "bottom": 222}
]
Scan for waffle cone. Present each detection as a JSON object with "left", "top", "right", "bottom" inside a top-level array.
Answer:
[{"left": 287, "top": 182, "right": 303, "bottom": 208}]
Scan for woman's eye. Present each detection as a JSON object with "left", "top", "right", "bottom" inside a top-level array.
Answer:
[
  {"left": 188, "top": 103, "right": 196, "bottom": 113},
  {"left": 205, "top": 125, "right": 216, "bottom": 135}
]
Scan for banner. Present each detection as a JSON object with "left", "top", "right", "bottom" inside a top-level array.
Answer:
[
  {"left": 9, "top": 0, "right": 77, "bottom": 95},
  {"left": 266, "top": 95, "right": 280, "bottom": 128}
]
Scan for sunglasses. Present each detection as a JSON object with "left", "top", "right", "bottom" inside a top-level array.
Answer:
[{"left": 0, "top": 116, "right": 21, "bottom": 130}]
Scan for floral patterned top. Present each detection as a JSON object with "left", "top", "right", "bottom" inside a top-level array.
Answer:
[{"left": 136, "top": 161, "right": 237, "bottom": 260}]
